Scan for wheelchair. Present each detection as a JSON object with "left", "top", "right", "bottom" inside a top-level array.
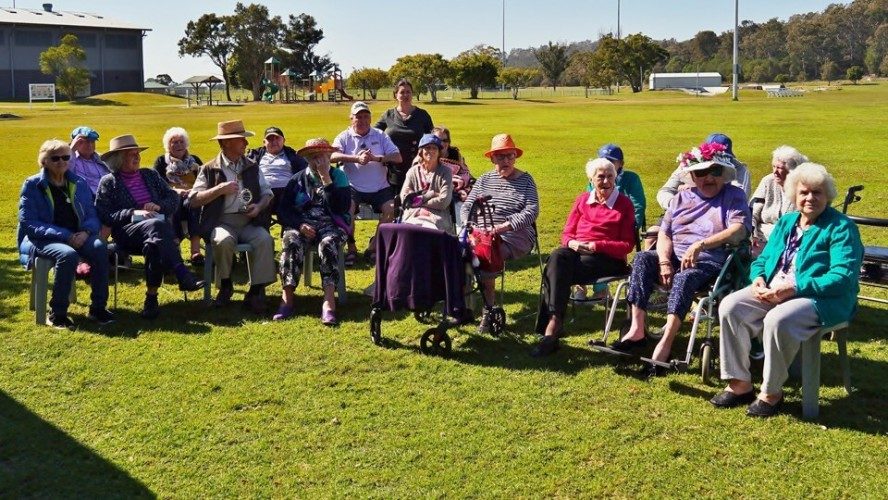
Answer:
[
  {"left": 841, "top": 185, "right": 888, "bottom": 304},
  {"left": 590, "top": 243, "right": 750, "bottom": 382}
]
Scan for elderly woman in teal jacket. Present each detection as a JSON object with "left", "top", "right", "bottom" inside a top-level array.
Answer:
[{"left": 711, "top": 163, "right": 862, "bottom": 418}]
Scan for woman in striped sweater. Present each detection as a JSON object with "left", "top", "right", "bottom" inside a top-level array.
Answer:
[{"left": 460, "top": 134, "right": 539, "bottom": 333}]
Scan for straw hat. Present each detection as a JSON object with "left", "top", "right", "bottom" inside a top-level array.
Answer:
[
  {"left": 484, "top": 133, "right": 523, "bottom": 158},
  {"left": 297, "top": 138, "right": 340, "bottom": 157},
  {"left": 100, "top": 134, "right": 148, "bottom": 160},
  {"left": 210, "top": 120, "right": 255, "bottom": 140}
]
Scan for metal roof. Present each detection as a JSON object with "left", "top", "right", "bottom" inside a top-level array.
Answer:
[{"left": 0, "top": 6, "right": 150, "bottom": 31}]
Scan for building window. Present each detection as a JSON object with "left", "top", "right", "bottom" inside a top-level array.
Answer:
[
  {"left": 0, "top": 30, "right": 5, "bottom": 45},
  {"left": 105, "top": 33, "right": 137, "bottom": 50},
  {"left": 68, "top": 32, "right": 96, "bottom": 47},
  {"left": 14, "top": 30, "right": 52, "bottom": 47}
]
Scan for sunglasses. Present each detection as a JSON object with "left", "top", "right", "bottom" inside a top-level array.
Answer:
[
  {"left": 50, "top": 155, "right": 71, "bottom": 162},
  {"left": 692, "top": 164, "right": 724, "bottom": 178},
  {"left": 493, "top": 152, "right": 517, "bottom": 161}
]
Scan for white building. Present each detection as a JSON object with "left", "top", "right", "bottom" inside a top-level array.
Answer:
[{"left": 649, "top": 72, "right": 722, "bottom": 90}]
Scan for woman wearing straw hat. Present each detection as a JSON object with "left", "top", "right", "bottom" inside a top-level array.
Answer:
[
  {"left": 460, "top": 133, "right": 540, "bottom": 334},
  {"left": 95, "top": 134, "right": 205, "bottom": 319},
  {"left": 274, "top": 138, "right": 351, "bottom": 325}
]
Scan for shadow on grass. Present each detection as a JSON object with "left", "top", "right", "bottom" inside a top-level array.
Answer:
[
  {"left": 71, "top": 98, "right": 127, "bottom": 106},
  {"left": 524, "top": 99, "right": 556, "bottom": 104},
  {"left": 427, "top": 101, "right": 483, "bottom": 106},
  {"left": 0, "top": 390, "right": 154, "bottom": 497},
  {"left": 0, "top": 251, "right": 35, "bottom": 333}
]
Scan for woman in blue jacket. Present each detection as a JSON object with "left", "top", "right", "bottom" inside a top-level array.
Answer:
[
  {"left": 711, "top": 163, "right": 863, "bottom": 417},
  {"left": 18, "top": 139, "right": 113, "bottom": 329}
]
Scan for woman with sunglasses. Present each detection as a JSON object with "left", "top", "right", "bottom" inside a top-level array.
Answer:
[
  {"left": 17, "top": 139, "right": 113, "bottom": 329},
  {"left": 609, "top": 142, "right": 751, "bottom": 377}
]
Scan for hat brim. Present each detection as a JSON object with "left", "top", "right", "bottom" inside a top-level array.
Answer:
[
  {"left": 484, "top": 147, "right": 523, "bottom": 159},
  {"left": 297, "top": 145, "right": 340, "bottom": 157},
  {"left": 100, "top": 146, "right": 148, "bottom": 161},
  {"left": 211, "top": 131, "right": 255, "bottom": 140},
  {"left": 683, "top": 159, "right": 735, "bottom": 175}
]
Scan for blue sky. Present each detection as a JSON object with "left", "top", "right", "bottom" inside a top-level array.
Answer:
[{"left": 22, "top": 0, "right": 847, "bottom": 81}]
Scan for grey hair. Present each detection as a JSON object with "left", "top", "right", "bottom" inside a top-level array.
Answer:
[
  {"left": 104, "top": 151, "right": 126, "bottom": 171},
  {"left": 784, "top": 162, "right": 838, "bottom": 204},
  {"left": 585, "top": 157, "right": 616, "bottom": 180},
  {"left": 38, "top": 139, "right": 71, "bottom": 167},
  {"left": 162, "top": 127, "right": 190, "bottom": 153},
  {"left": 771, "top": 145, "right": 808, "bottom": 170}
]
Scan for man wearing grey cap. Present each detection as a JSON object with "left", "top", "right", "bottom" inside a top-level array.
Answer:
[{"left": 331, "top": 101, "right": 402, "bottom": 262}]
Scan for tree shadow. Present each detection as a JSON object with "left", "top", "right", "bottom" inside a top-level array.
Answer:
[
  {"left": 71, "top": 98, "right": 127, "bottom": 107},
  {"left": 0, "top": 252, "right": 34, "bottom": 333},
  {"left": 523, "top": 99, "right": 555, "bottom": 104},
  {"left": 427, "top": 101, "right": 483, "bottom": 106},
  {"left": 0, "top": 390, "right": 155, "bottom": 497}
]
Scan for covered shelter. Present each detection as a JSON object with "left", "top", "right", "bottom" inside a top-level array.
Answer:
[{"left": 181, "top": 75, "right": 224, "bottom": 104}]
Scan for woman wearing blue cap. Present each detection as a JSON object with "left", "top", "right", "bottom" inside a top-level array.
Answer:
[
  {"left": 69, "top": 126, "right": 111, "bottom": 197},
  {"left": 399, "top": 134, "right": 454, "bottom": 233}
]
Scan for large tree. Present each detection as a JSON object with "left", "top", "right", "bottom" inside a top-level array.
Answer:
[
  {"left": 388, "top": 53, "right": 450, "bottom": 103},
  {"left": 228, "top": 3, "right": 285, "bottom": 101},
  {"left": 593, "top": 33, "right": 667, "bottom": 92},
  {"left": 39, "top": 33, "right": 90, "bottom": 101},
  {"left": 449, "top": 45, "right": 502, "bottom": 98},
  {"left": 280, "top": 13, "right": 326, "bottom": 79},
  {"left": 533, "top": 41, "right": 569, "bottom": 91},
  {"left": 348, "top": 68, "right": 389, "bottom": 100},
  {"left": 565, "top": 50, "right": 617, "bottom": 94},
  {"left": 177, "top": 13, "right": 235, "bottom": 101},
  {"left": 496, "top": 67, "right": 540, "bottom": 99}
]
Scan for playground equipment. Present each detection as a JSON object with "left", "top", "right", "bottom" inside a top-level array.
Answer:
[{"left": 314, "top": 65, "right": 353, "bottom": 102}]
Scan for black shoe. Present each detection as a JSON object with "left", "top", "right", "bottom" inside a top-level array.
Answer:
[
  {"left": 531, "top": 335, "right": 560, "bottom": 358},
  {"left": 710, "top": 390, "right": 757, "bottom": 408},
  {"left": 610, "top": 336, "right": 647, "bottom": 353},
  {"left": 746, "top": 396, "right": 783, "bottom": 418},
  {"left": 141, "top": 294, "right": 160, "bottom": 319},
  {"left": 245, "top": 289, "right": 267, "bottom": 314},
  {"left": 46, "top": 311, "right": 76, "bottom": 330},
  {"left": 214, "top": 283, "right": 234, "bottom": 307},
  {"left": 178, "top": 272, "right": 205, "bottom": 292},
  {"left": 88, "top": 307, "right": 116, "bottom": 325}
]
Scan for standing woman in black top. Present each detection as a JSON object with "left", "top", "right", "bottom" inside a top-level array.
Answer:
[{"left": 374, "top": 79, "right": 434, "bottom": 192}]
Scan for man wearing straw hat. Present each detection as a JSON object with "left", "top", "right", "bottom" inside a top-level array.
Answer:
[{"left": 189, "top": 120, "right": 276, "bottom": 313}]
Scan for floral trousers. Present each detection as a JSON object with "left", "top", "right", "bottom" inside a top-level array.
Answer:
[{"left": 279, "top": 225, "right": 347, "bottom": 289}]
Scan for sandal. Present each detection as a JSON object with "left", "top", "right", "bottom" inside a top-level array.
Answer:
[{"left": 190, "top": 253, "right": 205, "bottom": 266}]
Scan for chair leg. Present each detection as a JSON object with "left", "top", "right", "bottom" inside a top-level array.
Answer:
[
  {"left": 203, "top": 243, "right": 213, "bottom": 304},
  {"left": 801, "top": 334, "right": 823, "bottom": 420},
  {"left": 337, "top": 245, "right": 347, "bottom": 304},
  {"left": 33, "top": 258, "right": 51, "bottom": 324},
  {"left": 244, "top": 250, "right": 252, "bottom": 285},
  {"left": 113, "top": 252, "right": 119, "bottom": 310},
  {"left": 304, "top": 250, "right": 314, "bottom": 288},
  {"left": 835, "top": 328, "right": 852, "bottom": 394}
]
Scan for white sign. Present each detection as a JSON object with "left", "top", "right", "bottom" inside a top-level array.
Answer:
[{"left": 28, "top": 83, "right": 56, "bottom": 107}]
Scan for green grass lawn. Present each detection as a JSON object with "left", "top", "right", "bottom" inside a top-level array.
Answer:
[{"left": 1, "top": 85, "right": 886, "bottom": 497}]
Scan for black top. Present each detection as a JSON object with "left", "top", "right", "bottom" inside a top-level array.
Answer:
[
  {"left": 374, "top": 107, "right": 434, "bottom": 187},
  {"left": 49, "top": 182, "right": 79, "bottom": 233}
]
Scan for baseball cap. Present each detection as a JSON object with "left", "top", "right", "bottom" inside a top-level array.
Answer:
[
  {"left": 70, "top": 126, "right": 99, "bottom": 141},
  {"left": 264, "top": 126, "right": 284, "bottom": 138},
  {"left": 350, "top": 101, "right": 370, "bottom": 115},
  {"left": 704, "top": 133, "right": 734, "bottom": 157},
  {"left": 597, "top": 143, "right": 624, "bottom": 162}
]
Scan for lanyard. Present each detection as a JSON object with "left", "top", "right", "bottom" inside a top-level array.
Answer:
[{"left": 778, "top": 225, "right": 804, "bottom": 273}]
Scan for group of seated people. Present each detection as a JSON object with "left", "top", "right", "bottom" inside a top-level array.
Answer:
[{"left": 17, "top": 80, "right": 863, "bottom": 418}]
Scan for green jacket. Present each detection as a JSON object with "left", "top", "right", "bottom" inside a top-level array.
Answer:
[{"left": 750, "top": 206, "right": 862, "bottom": 327}]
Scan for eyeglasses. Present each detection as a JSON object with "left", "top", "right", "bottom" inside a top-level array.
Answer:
[
  {"left": 692, "top": 164, "right": 724, "bottom": 178},
  {"left": 50, "top": 155, "right": 71, "bottom": 162},
  {"left": 493, "top": 152, "right": 517, "bottom": 161}
]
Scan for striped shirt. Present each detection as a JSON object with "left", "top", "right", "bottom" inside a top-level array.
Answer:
[
  {"left": 461, "top": 170, "right": 539, "bottom": 254},
  {"left": 120, "top": 170, "right": 152, "bottom": 206}
]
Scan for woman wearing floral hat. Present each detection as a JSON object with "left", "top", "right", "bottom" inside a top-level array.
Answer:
[
  {"left": 274, "top": 138, "right": 351, "bottom": 325},
  {"left": 608, "top": 142, "right": 751, "bottom": 377},
  {"left": 459, "top": 133, "right": 539, "bottom": 335}
]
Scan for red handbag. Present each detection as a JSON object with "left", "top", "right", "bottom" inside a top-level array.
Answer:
[{"left": 472, "top": 230, "right": 504, "bottom": 273}]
